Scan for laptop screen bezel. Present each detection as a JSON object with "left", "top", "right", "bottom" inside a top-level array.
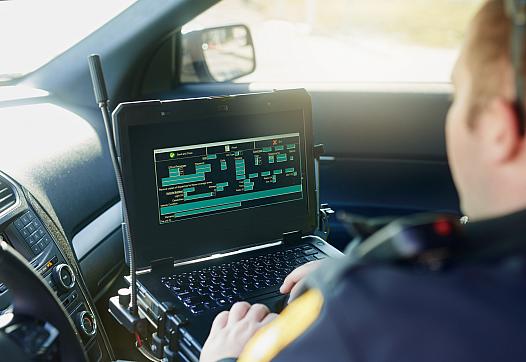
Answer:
[{"left": 113, "top": 89, "right": 317, "bottom": 270}]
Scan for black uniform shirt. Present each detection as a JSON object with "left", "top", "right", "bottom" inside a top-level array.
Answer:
[{"left": 238, "top": 209, "right": 526, "bottom": 362}]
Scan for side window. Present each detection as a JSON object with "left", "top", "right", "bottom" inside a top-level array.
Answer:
[{"left": 182, "top": 0, "right": 483, "bottom": 83}]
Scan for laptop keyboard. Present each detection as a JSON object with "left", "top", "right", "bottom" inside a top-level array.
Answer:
[{"left": 161, "top": 245, "right": 326, "bottom": 314}]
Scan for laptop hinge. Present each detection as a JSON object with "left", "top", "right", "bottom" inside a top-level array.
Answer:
[
  {"left": 282, "top": 230, "right": 303, "bottom": 245},
  {"left": 151, "top": 257, "right": 174, "bottom": 271}
]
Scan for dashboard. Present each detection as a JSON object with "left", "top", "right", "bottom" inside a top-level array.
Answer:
[{"left": 0, "top": 171, "right": 113, "bottom": 361}]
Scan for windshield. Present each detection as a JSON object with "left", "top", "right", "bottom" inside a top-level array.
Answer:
[{"left": 0, "top": 0, "right": 137, "bottom": 82}]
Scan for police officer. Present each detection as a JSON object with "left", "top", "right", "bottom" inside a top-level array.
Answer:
[{"left": 200, "top": 0, "right": 526, "bottom": 361}]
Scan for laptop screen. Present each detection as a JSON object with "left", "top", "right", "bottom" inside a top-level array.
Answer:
[
  {"left": 117, "top": 90, "right": 316, "bottom": 268},
  {"left": 153, "top": 132, "right": 303, "bottom": 224}
]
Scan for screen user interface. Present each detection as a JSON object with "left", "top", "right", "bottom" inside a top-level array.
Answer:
[{"left": 154, "top": 133, "right": 303, "bottom": 224}]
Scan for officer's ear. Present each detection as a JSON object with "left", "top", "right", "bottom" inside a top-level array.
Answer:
[{"left": 477, "top": 97, "right": 522, "bottom": 164}]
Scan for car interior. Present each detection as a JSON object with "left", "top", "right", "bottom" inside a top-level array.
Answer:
[{"left": 0, "top": 0, "right": 480, "bottom": 360}]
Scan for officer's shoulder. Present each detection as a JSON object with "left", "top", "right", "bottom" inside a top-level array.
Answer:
[
  {"left": 307, "top": 211, "right": 526, "bottom": 307},
  {"left": 306, "top": 214, "right": 462, "bottom": 293},
  {"left": 310, "top": 251, "right": 526, "bottom": 323}
]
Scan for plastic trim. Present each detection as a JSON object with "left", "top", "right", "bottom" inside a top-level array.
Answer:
[{"left": 72, "top": 202, "right": 122, "bottom": 260}]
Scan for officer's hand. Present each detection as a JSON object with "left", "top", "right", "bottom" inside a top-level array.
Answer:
[
  {"left": 280, "top": 260, "right": 323, "bottom": 302},
  {"left": 200, "top": 302, "right": 278, "bottom": 362}
]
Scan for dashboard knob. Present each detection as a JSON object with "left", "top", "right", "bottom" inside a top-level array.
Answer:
[
  {"left": 76, "top": 310, "right": 97, "bottom": 337},
  {"left": 51, "top": 263, "right": 75, "bottom": 293}
]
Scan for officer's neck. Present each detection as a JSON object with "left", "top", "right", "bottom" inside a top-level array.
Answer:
[{"left": 463, "top": 176, "right": 526, "bottom": 222}]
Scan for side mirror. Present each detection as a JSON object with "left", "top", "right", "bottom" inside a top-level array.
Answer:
[{"left": 182, "top": 24, "right": 256, "bottom": 83}]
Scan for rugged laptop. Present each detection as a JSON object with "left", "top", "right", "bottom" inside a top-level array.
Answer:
[{"left": 113, "top": 89, "right": 342, "bottom": 355}]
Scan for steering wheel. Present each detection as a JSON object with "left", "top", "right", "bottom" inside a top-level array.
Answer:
[{"left": 0, "top": 240, "right": 86, "bottom": 361}]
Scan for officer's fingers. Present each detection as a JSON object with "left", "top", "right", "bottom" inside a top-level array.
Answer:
[
  {"left": 245, "top": 303, "right": 271, "bottom": 322},
  {"left": 209, "top": 311, "right": 229, "bottom": 335},
  {"left": 280, "top": 266, "right": 304, "bottom": 293},
  {"left": 280, "top": 262, "right": 314, "bottom": 294},
  {"left": 227, "top": 302, "right": 251, "bottom": 325},
  {"left": 288, "top": 279, "right": 306, "bottom": 304},
  {"left": 260, "top": 312, "right": 278, "bottom": 326}
]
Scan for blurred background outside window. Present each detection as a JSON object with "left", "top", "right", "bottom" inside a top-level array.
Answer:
[{"left": 183, "top": 0, "right": 483, "bottom": 83}]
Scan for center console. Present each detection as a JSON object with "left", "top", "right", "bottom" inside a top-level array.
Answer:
[{"left": 0, "top": 172, "right": 113, "bottom": 361}]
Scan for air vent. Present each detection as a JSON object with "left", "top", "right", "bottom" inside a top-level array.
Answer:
[{"left": 0, "top": 176, "right": 17, "bottom": 215}]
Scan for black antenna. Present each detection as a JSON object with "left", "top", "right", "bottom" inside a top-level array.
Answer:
[{"left": 88, "top": 55, "right": 138, "bottom": 317}]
